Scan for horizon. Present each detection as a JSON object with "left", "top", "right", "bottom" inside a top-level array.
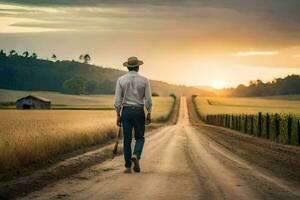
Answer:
[
  {"left": 0, "top": 1, "right": 300, "bottom": 88},
  {"left": 2, "top": 50, "right": 297, "bottom": 90}
]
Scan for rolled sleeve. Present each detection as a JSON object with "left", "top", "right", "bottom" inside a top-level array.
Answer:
[
  {"left": 145, "top": 79, "right": 152, "bottom": 113},
  {"left": 114, "top": 79, "right": 123, "bottom": 116}
]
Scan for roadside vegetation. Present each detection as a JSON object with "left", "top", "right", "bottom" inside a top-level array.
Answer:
[
  {"left": 152, "top": 95, "right": 176, "bottom": 122},
  {"left": 0, "top": 96, "right": 175, "bottom": 172},
  {"left": 193, "top": 96, "right": 300, "bottom": 146}
]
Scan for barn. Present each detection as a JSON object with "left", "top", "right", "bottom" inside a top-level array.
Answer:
[{"left": 16, "top": 95, "right": 51, "bottom": 109}]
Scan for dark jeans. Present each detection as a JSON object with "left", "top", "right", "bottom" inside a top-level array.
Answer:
[{"left": 121, "top": 106, "right": 145, "bottom": 168}]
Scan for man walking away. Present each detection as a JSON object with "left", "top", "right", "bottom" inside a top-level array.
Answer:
[{"left": 114, "top": 56, "right": 152, "bottom": 173}]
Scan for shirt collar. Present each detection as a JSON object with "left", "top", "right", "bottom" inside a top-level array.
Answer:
[{"left": 128, "top": 71, "right": 138, "bottom": 74}]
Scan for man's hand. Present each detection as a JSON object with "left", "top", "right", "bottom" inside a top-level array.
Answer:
[
  {"left": 116, "top": 115, "right": 121, "bottom": 127},
  {"left": 146, "top": 113, "right": 151, "bottom": 125}
]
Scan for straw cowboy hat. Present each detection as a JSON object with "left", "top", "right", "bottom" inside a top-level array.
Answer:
[{"left": 123, "top": 57, "right": 144, "bottom": 68}]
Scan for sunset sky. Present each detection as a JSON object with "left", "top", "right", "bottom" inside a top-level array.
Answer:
[{"left": 0, "top": 0, "right": 299, "bottom": 88}]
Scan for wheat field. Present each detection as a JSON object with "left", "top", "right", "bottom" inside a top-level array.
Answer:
[
  {"left": 194, "top": 96, "right": 300, "bottom": 116},
  {"left": 0, "top": 96, "right": 175, "bottom": 172}
]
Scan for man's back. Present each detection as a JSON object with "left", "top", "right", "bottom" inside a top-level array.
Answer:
[{"left": 114, "top": 71, "right": 152, "bottom": 114}]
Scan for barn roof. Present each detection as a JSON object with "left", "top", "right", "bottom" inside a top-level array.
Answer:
[{"left": 16, "top": 95, "right": 51, "bottom": 103}]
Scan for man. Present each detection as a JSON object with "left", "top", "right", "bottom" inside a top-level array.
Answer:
[{"left": 114, "top": 56, "right": 152, "bottom": 173}]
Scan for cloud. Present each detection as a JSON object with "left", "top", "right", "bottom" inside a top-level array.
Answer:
[
  {"left": 232, "top": 51, "right": 279, "bottom": 57},
  {"left": 0, "top": 0, "right": 299, "bottom": 70}
]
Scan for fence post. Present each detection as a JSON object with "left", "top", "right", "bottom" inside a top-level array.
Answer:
[
  {"left": 245, "top": 115, "right": 248, "bottom": 133},
  {"left": 287, "top": 116, "right": 292, "bottom": 145},
  {"left": 222, "top": 114, "right": 224, "bottom": 127},
  {"left": 238, "top": 115, "right": 241, "bottom": 131},
  {"left": 298, "top": 120, "right": 300, "bottom": 146},
  {"left": 266, "top": 113, "right": 270, "bottom": 139},
  {"left": 220, "top": 115, "right": 222, "bottom": 126},
  {"left": 258, "top": 112, "right": 262, "bottom": 137},
  {"left": 235, "top": 116, "right": 238, "bottom": 130},
  {"left": 231, "top": 115, "right": 234, "bottom": 129},
  {"left": 251, "top": 115, "right": 254, "bottom": 135},
  {"left": 275, "top": 114, "right": 280, "bottom": 142}
]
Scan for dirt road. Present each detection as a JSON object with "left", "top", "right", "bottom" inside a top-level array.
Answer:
[{"left": 21, "top": 97, "right": 300, "bottom": 200}]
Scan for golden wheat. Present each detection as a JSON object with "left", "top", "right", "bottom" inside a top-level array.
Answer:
[
  {"left": 0, "top": 110, "right": 116, "bottom": 171},
  {"left": 0, "top": 96, "right": 174, "bottom": 172}
]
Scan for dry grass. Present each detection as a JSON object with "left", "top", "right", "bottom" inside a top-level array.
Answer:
[
  {"left": 152, "top": 97, "right": 175, "bottom": 122},
  {"left": 0, "top": 96, "right": 175, "bottom": 172},
  {"left": 195, "top": 96, "right": 300, "bottom": 116},
  {"left": 0, "top": 110, "right": 117, "bottom": 172}
]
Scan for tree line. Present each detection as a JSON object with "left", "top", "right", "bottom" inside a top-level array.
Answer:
[
  {"left": 221, "top": 74, "right": 300, "bottom": 97},
  {"left": 63, "top": 76, "right": 114, "bottom": 94},
  {"left": 0, "top": 49, "right": 123, "bottom": 94},
  {"left": 0, "top": 49, "right": 92, "bottom": 64}
]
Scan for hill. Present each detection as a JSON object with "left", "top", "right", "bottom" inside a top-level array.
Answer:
[
  {"left": 0, "top": 50, "right": 210, "bottom": 96},
  {"left": 225, "top": 74, "right": 300, "bottom": 97}
]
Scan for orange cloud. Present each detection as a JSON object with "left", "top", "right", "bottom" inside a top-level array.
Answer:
[{"left": 232, "top": 51, "right": 279, "bottom": 57}]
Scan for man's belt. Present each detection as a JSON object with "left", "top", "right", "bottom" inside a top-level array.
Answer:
[{"left": 123, "top": 106, "right": 144, "bottom": 110}]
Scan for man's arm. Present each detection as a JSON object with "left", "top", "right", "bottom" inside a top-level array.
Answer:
[
  {"left": 114, "top": 79, "right": 123, "bottom": 126},
  {"left": 145, "top": 79, "right": 152, "bottom": 124}
]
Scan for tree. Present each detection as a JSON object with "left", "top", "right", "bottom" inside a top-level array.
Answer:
[
  {"left": 9, "top": 50, "right": 16, "bottom": 57},
  {"left": 51, "top": 54, "right": 57, "bottom": 61},
  {"left": 85, "top": 80, "right": 98, "bottom": 94},
  {"left": 22, "top": 51, "right": 29, "bottom": 58},
  {"left": 63, "top": 76, "right": 86, "bottom": 94},
  {"left": 169, "top": 93, "right": 176, "bottom": 99},
  {"left": 83, "top": 54, "right": 91, "bottom": 64},
  {"left": 152, "top": 92, "right": 159, "bottom": 97},
  {"left": 31, "top": 53, "right": 37, "bottom": 59},
  {"left": 0, "top": 49, "right": 6, "bottom": 58},
  {"left": 79, "top": 54, "right": 84, "bottom": 62},
  {"left": 79, "top": 54, "right": 91, "bottom": 64},
  {"left": 97, "top": 80, "right": 115, "bottom": 94}
]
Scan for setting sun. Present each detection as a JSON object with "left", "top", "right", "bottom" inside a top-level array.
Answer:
[{"left": 212, "top": 80, "right": 224, "bottom": 89}]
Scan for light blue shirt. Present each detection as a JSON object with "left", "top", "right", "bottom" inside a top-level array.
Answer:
[{"left": 114, "top": 71, "right": 152, "bottom": 115}]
